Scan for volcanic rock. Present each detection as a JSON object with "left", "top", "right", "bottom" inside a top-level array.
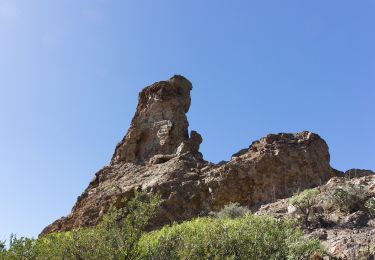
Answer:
[
  {"left": 42, "top": 76, "right": 338, "bottom": 235},
  {"left": 111, "top": 75, "right": 199, "bottom": 164}
]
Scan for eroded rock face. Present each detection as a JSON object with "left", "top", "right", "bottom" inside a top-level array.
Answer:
[
  {"left": 111, "top": 75, "right": 198, "bottom": 164},
  {"left": 41, "top": 76, "right": 338, "bottom": 236},
  {"left": 202, "top": 131, "right": 337, "bottom": 211}
]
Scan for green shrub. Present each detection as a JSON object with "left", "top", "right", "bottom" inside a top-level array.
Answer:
[
  {"left": 1, "top": 191, "right": 161, "bottom": 260},
  {"left": 330, "top": 182, "right": 368, "bottom": 213},
  {"left": 289, "top": 188, "right": 320, "bottom": 227},
  {"left": 87, "top": 191, "right": 161, "bottom": 259},
  {"left": 365, "top": 198, "right": 375, "bottom": 217},
  {"left": 138, "top": 215, "right": 324, "bottom": 260},
  {"left": 216, "top": 202, "right": 250, "bottom": 219},
  {"left": 1, "top": 193, "right": 325, "bottom": 259},
  {"left": 32, "top": 232, "right": 74, "bottom": 259}
]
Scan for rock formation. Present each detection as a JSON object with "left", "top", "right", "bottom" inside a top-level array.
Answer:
[
  {"left": 111, "top": 75, "right": 202, "bottom": 164},
  {"left": 42, "top": 75, "right": 339, "bottom": 235}
]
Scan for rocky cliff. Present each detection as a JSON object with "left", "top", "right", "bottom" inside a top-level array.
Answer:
[{"left": 42, "top": 75, "right": 339, "bottom": 235}]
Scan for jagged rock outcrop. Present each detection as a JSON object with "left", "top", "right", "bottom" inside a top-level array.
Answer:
[{"left": 42, "top": 76, "right": 338, "bottom": 235}]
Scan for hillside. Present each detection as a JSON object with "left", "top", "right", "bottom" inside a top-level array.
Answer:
[
  {"left": 256, "top": 175, "right": 375, "bottom": 258},
  {"left": 40, "top": 76, "right": 374, "bottom": 258}
]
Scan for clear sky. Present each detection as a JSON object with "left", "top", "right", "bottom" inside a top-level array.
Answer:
[{"left": 0, "top": 0, "right": 374, "bottom": 240}]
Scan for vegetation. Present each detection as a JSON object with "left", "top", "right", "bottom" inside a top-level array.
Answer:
[
  {"left": 330, "top": 182, "right": 368, "bottom": 213},
  {"left": 216, "top": 202, "right": 250, "bottom": 219},
  {"left": 138, "top": 215, "right": 323, "bottom": 260},
  {"left": 365, "top": 197, "right": 375, "bottom": 217},
  {"left": 289, "top": 188, "right": 320, "bottom": 227},
  {"left": 359, "top": 243, "right": 375, "bottom": 259},
  {"left": 0, "top": 191, "right": 161, "bottom": 260},
  {"left": 0, "top": 194, "right": 324, "bottom": 260}
]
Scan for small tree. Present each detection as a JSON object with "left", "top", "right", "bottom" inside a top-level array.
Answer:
[{"left": 289, "top": 188, "right": 320, "bottom": 227}]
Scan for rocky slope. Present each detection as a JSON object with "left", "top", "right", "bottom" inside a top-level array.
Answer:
[
  {"left": 42, "top": 76, "right": 351, "bottom": 249},
  {"left": 256, "top": 175, "right": 375, "bottom": 259}
]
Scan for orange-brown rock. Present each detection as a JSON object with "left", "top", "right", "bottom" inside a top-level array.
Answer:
[{"left": 41, "top": 76, "right": 339, "bottom": 235}]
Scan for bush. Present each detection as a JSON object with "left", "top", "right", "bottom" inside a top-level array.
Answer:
[
  {"left": 0, "top": 191, "right": 161, "bottom": 260},
  {"left": 330, "top": 182, "right": 368, "bottom": 213},
  {"left": 138, "top": 215, "right": 324, "bottom": 260},
  {"left": 365, "top": 198, "right": 375, "bottom": 217},
  {"left": 0, "top": 193, "right": 325, "bottom": 259},
  {"left": 216, "top": 202, "right": 250, "bottom": 219},
  {"left": 86, "top": 191, "right": 161, "bottom": 259},
  {"left": 289, "top": 188, "right": 320, "bottom": 227}
]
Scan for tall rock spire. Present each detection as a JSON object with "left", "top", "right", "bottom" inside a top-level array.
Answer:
[{"left": 111, "top": 75, "right": 201, "bottom": 164}]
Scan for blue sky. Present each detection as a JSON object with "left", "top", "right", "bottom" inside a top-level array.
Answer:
[{"left": 0, "top": 0, "right": 374, "bottom": 240}]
